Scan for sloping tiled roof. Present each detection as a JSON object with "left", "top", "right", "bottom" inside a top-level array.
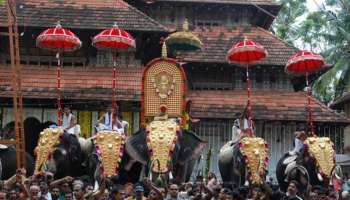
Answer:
[
  {"left": 0, "top": 65, "right": 143, "bottom": 101},
  {"left": 141, "top": 0, "right": 278, "bottom": 5},
  {"left": 177, "top": 26, "right": 299, "bottom": 66},
  {"left": 189, "top": 90, "right": 350, "bottom": 123},
  {"left": 0, "top": 0, "right": 167, "bottom": 32},
  {"left": 1, "top": 65, "right": 347, "bottom": 123}
]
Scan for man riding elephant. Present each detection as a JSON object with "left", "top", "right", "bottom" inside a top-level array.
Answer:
[
  {"left": 218, "top": 109, "right": 268, "bottom": 187},
  {"left": 276, "top": 124, "right": 342, "bottom": 194}
]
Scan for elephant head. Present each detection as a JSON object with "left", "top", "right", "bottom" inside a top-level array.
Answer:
[
  {"left": 276, "top": 136, "right": 342, "bottom": 193},
  {"left": 304, "top": 137, "right": 341, "bottom": 183},
  {"left": 125, "top": 119, "right": 206, "bottom": 183},
  {"left": 34, "top": 128, "right": 83, "bottom": 178},
  {"left": 239, "top": 137, "right": 269, "bottom": 185}
]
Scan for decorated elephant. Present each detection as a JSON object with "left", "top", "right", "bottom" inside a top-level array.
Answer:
[
  {"left": 78, "top": 130, "right": 127, "bottom": 183},
  {"left": 125, "top": 121, "right": 206, "bottom": 183},
  {"left": 218, "top": 136, "right": 269, "bottom": 186},
  {"left": 122, "top": 44, "right": 206, "bottom": 184},
  {"left": 0, "top": 145, "right": 34, "bottom": 179},
  {"left": 276, "top": 136, "right": 342, "bottom": 193},
  {"left": 34, "top": 128, "right": 84, "bottom": 179}
]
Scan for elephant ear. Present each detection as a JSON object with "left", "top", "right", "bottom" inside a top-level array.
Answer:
[
  {"left": 125, "top": 130, "right": 149, "bottom": 165},
  {"left": 177, "top": 130, "right": 206, "bottom": 164}
]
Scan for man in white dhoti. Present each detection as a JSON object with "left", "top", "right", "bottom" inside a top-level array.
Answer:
[
  {"left": 95, "top": 106, "right": 128, "bottom": 134},
  {"left": 231, "top": 113, "right": 249, "bottom": 143},
  {"left": 96, "top": 106, "right": 114, "bottom": 131},
  {"left": 289, "top": 129, "right": 307, "bottom": 156},
  {"left": 62, "top": 106, "right": 81, "bottom": 136}
]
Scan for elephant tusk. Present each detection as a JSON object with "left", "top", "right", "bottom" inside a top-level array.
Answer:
[
  {"left": 317, "top": 173, "right": 323, "bottom": 182},
  {"left": 169, "top": 171, "right": 173, "bottom": 180},
  {"left": 284, "top": 161, "right": 296, "bottom": 175}
]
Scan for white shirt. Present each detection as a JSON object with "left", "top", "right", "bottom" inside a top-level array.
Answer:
[{"left": 62, "top": 113, "right": 73, "bottom": 130}]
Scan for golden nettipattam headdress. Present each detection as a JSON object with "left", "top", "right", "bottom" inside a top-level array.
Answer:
[
  {"left": 146, "top": 119, "right": 179, "bottom": 173},
  {"left": 34, "top": 128, "right": 63, "bottom": 174},
  {"left": 239, "top": 137, "right": 269, "bottom": 185},
  {"left": 93, "top": 130, "right": 125, "bottom": 177},
  {"left": 304, "top": 137, "right": 335, "bottom": 178}
]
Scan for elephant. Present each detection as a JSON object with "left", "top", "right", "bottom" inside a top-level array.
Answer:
[
  {"left": 0, "top": 146, "right": 35, "bottom": 180},
  {"left": 125, "top": 125, "right": 206, "bottom": 183},
  {"left": 276, "top": 137, "right": 342, "bottom": 194},
  {"left": 78, "top": 131, "right": 134, "bottom": 184},
  {"left": 218, "top": 137, "right": 269, "bottom": 187},
  {"left": 35, "top": 128, "right": 84, "bottom": 179}
]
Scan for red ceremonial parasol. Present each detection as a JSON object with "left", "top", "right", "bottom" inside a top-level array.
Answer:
[
  {"left": 92, "top": 23, "right": 136, "bottom": 118},
  {"left": 227, "top": 37, "right": 268, "bottom": 136},
  {"left": 36, "top": 21, "right": 82, "bottom": 126},
  {"left": 286, "top": 51, "right": 326, "bottom": 136}
]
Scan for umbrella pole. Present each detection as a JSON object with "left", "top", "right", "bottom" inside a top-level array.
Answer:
[
  {"left": 112, "top": 52, "right": 117, "bottom": 123},
  {"left": 246, "top": 64, "right": 253, "bottom": 136},
  {"left": 56, "top": 52, "right": 62, "bottom": 126},
  {"left": 305, "top": 73, "right": 315, "bottom": 136}
]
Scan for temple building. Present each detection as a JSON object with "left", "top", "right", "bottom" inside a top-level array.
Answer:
[{"left": 0, "top": 0, "right": 348, "bottom": 179}]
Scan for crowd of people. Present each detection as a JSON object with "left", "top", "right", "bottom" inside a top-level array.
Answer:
[{"left": 0, "top": 168, "right": 350, "bottom": 200}]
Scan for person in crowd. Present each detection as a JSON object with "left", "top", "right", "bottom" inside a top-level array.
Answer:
[
  {"left": 50, "top": 187, "right": 60, "bottom": 200},
  {"left": 207, "top": 172, "right": 218, "bottom": 191},
  {"left": 248, "top": 187, "right": 263, "bottom": 200},
  {"left": 343, "top": 175, "right": 350, "bottom": 192},
  {"left": 124, "top": 182, "right": 134, "bottom": 199},
  {"left": 62, "top": 105, "right": 81, "bottom": 136},
  {"left": 133, "top": 185, "right": 147, "bottom": 200},
  {"left": 39, "top": 180, "right": 51, "bottom": 200},
  {"left": 72, "top": 182, "right": 85, "bottom": 200},
  {"left": 342, "top": 190, "right": 350, "bottom": 200},
  {"left": 165, "top": 184, "right": 183, "bottom": 200},
  {"left": 0, "top": 191, "right": 6, "bottom": 200},
  {"left": 29, "top": 185, "right": 41, "bottom": 200},
  {"left": 285, "top": 181, "right": 303, "bottom": 200}
]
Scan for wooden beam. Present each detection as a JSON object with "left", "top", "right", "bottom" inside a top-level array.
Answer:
[{"left": 0, "top": 140, "right": 18, "bottom": 145}]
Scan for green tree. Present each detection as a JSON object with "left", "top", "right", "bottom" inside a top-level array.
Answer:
[
  {"left": 273, "top": 0, "right": 307, "bottom": 45},
  {"left": 274, "top": 0, "right": 350, "bottom": 104},
  {"left": 311, "top": 0, "right": 350, "bottom": 104}
]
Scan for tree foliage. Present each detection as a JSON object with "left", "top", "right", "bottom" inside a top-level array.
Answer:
[
  {"left": 273, "top": 0, "right": 307, "bottom": 44},
  {"left": 273, "top": 0, "right": 350, "bottom": 104}
]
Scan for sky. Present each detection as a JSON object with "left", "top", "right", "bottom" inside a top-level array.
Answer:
[{"left": 306, "top": 0, "right": 325, "bottom": 12}]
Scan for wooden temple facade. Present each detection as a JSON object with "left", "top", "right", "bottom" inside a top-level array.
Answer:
[{"left": 0, "top": 0, "right": 349, "bottom": 180}]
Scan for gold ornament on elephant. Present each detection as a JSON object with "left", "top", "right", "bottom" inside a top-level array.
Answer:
[
  {"left": 146, "top": 119, "right": 179, "bottom": 173},
  {"left": 34, "top": 128, "right": 63, "bottom": 175},
  {"left": 239, "top": 137, "right": 269, "bottom": 185},
  {"left": 305, "top": 137, "right": 335, "bottom": 177},
  {"left": 94, "top": 131, "right": 125, "bottom": 177}
]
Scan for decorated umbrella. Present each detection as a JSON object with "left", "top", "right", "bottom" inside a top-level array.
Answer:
[
  {"left": 92, "top": 23, "right": 136, "bottom": 118},
  {"left": 227, "top": 37, "right": 268, "bottom": 136},
  {"left": 286, "top": 51, "right": 326, "bottom": 136},
  {"left": 36, "top": 21, "right": 82, "bottom": 126},
  {"left": 165, "top": 19, "right": 202, "bottom": 61}
]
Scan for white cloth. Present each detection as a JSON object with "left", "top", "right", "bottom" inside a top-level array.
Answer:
[
  {"left": 62, "top": 113, "right": 80, "bottom": 135},
  {"left": 62, "top": 113, "right": 73, "bottom": 130},
  {"left": 96, "top": 114, "right": 127, "bottom": 135},
  {"left": 43, "top": 192, "right": 52, "bottom": 200},
  {"left": 292, "top": 138, "right": 304, "bottom": 154},
  {"left": 231, "top": 126, "right": 241, "bottom": 143}
]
